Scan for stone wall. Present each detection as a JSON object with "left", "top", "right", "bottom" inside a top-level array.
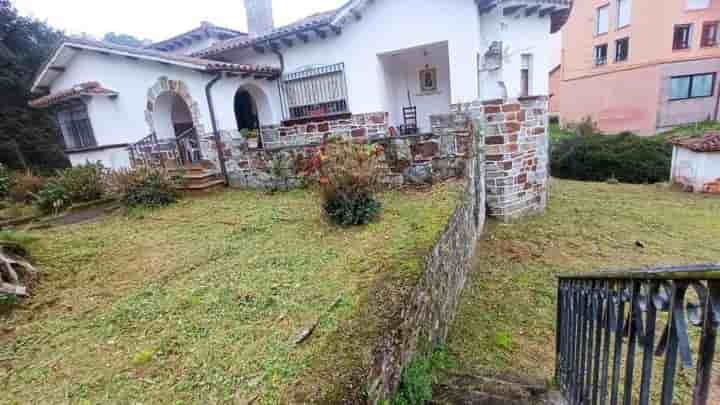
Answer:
[
  {"left": 481, "top": 96, "right": 549, "bottom": 220},
  {"left": 365, "top": 114, "right": 485, "bottom": 404},
  {"left": 201, "top": 112, "right": 474, "bottom": 189},
  {"left": 429, "top": 96, "right": 549, "bottom": 221}
]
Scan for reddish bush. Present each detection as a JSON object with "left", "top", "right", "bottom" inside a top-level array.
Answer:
[{"left": 8, "top": 172, "right": 44, "bottom": 204}]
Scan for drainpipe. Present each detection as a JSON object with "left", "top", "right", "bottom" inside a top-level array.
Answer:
[
  {"left": 269, "top": 41, "right": 286, "bottom": 122},
  {"left": 205, "top": 72, "right": 229, "bottom": 186},
  {"left": 714, "top": 78, "right": 720, "bottom": 121}
]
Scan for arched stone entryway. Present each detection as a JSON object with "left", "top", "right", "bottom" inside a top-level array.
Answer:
[
  {"left": 144, "top": 77, "right": 206, "bottom": 164},
  {"left": 145, "top": 77, "right": 206, "bottom": 138}
]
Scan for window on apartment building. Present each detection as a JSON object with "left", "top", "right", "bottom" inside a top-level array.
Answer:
[
  {"left": 520, "top": 54, "right": 533, "bottom": 96},
  {"left": 701, "top": 21, "right": 719, "bottom": 47},
  {"left": 615, "top": 38, "right": 630, "bottom": 61},
  {"left": 596, "top": 5, "right": 609, "bottom": 35},
  {"left": 687, "top": 0, "right": 711, "bottom": 10},
  {"left": 673, "top": 24, "right": 693, "bottom": 50},
  {"left": 56, "top": 101, "right": 97, "bottom": 150},
  {"left": 617, "top": 0, "right": 632, "bottom": 28},
  {"left": 670, "top": 73, "right": 716, "bottom": 100},
  {"left": 281, "top": 63, "right": 349, "bottom": 120},
  {"left": 594, "top": 44, "right": 608, "bottom": 66}
]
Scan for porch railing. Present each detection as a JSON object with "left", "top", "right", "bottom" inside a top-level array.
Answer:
[
  {"left": 128, "top": 129, "right": 201, "bottom": 169},
  {"left": 556, "top": 264, "right": 720, "bottom": 405}
]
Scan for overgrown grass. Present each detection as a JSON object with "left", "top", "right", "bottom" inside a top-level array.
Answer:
[
  {"left": 445, "top": 179, "right": 720, "bottom": 402},
  {"left": 0, "top": 184, "right": 461, "bottom": 404}
]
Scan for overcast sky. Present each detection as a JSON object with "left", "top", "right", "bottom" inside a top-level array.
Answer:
[{"left": 13, "top": 0, "right": 347, "bottom": 41}]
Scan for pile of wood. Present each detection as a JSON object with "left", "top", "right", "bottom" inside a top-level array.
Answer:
[{"left": 0, "top": 241, "right": 37, "bottom": 298}]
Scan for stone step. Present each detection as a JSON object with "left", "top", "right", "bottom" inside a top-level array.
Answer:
[
  {"left": 431, "top": 371, "right": 566, "bottom": 405},
  {"left": 180, "top": 179, "right": 225, "bottom": 191}
]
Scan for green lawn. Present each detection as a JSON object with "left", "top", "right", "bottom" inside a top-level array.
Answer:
[
  {"left": 0, "top": 185, "right": 460, "bottom": 404},
  {"left": 445, "top": 179, "right": 720, "bottom": 402}
]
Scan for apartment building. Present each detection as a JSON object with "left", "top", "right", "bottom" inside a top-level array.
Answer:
[{"left": 553, "top": 0, "right": 720, "bottom": 134}]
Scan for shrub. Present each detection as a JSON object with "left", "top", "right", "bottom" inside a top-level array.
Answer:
[
  {"left": 115, "top": 169, "right": 178, "bottom": 208},
  {"left": 9, "top": 171, "right": 44, "bottom": 204},
  {"left": 58, "top": 162, "right": 105, "bottom": 203},
  {"left": 0, "top": 164, "right": 12, "bottom": 199},
  {"left": 314, "top": 141, "right": 384, "bottom": 226},
  {"left": 388, "top": 347, "right": 454, "bottom": 405},
  {"left": 551, "top": 131, "right": 672, "bottom": 184},
  {"left": 33, "top": 179, "right": 68, "bottom": 215}
]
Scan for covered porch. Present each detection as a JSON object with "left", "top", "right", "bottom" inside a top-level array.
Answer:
[{"left": 379, "top": 41, "right": 452, "bottom": 135}]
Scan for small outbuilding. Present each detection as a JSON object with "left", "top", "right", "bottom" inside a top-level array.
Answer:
[{"left": 670, "top": 131, "right": 720, "bottom": 193}]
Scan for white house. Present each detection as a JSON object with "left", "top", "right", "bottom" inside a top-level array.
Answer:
[
  {"left": 29, "top": 0, "right": 569, "bottom": 177},
  {"left": 671, "top": 132, "right": 720, "bottom": 194}
]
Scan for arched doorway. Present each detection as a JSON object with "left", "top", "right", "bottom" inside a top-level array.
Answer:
[
  {"left": 145, "top": 77, "right": 206, "bottom": 166},
  {"left": 153, "top": 92, "right": 201, "bottom": 164},
  {"left": 235, "top": 89, "right": 261, "bottom": 148}
]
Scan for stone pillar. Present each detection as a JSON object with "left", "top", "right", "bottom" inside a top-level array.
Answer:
[{"left": 480, "top": 96, "right": 550, "bottom": 221}]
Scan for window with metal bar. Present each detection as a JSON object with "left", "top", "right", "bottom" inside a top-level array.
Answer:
[
  {"left": 701, "top": 21, "right": 719, "bottom": 47},
  {"left": 673, "top": 24, "right": 693, "bottom": 50},
  {"left": 281, "top": 63, "right": 349, "bottom": 120},
  {"left": 615, "top": 37, "right": 629, "bottom": 62},
  {"left": 56, "top": 101, "right": 97, "bottom": 150},
  {"left": 594, "top": 44, "right": 608, "bottom": 66}
]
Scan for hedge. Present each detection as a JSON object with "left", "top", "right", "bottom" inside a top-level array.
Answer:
[{"left": 551, "top": 132, "right": 673, "bottom": 184}]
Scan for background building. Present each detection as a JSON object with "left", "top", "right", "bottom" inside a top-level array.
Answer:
[{"left": 554, "top": 0, "right": 720, "bottom": 135}]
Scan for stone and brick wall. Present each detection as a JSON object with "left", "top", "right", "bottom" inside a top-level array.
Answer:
[
  {"left": 201, "top": 111, "right": 474, "bottom": 189},
  {"left": 366, "top": 119, "right": 485, "bottom": 403}
]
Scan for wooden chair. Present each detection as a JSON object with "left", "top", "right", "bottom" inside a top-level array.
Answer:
[{"left": 402, "top": 106, "right": 418, "bottom": 135}]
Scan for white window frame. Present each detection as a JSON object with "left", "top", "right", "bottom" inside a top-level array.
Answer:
[
  {"left": 687, "top": 0, "right": 711, "bottom": 10},
  {"left": 596, "top": 5, "right": 610, "bottom": 35},
  {"left": 617, "top": 0, "right": 632, "bottom": 29}
]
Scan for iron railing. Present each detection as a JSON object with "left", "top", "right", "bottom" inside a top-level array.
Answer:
[{"left": 557, "top": 264, "right": 720, "bottom": 405}]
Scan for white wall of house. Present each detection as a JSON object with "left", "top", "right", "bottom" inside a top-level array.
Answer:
[
  {"left": 52, "top": 51, "right": 216, "bottom": 145},
  {"left": 671, "top": 147, "right": 720, "bottom": 192},
  {"left": 478, "top": 7, "right": 555, "bottom": 99},
  {"left": 67, "top": 146, "right": 131, "bottom": 169},
  {"left": 222, "top": 0, "right": 482, "bottom": 130}
]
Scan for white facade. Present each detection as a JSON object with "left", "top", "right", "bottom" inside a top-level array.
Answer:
[
  {"left": 32, "top": 0, "right": 563, "bottom": 170},
  {"left": 671, "top": 146, "right": 720, "bottom": 192}
]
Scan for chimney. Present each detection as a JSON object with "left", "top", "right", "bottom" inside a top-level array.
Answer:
[{"left": 244, "top": 0, "right": 274, "bottom": 36}]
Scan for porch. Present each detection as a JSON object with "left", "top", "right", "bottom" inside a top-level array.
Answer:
[{"left": 379, "top": 41, "right": 452, "bottom": 135}]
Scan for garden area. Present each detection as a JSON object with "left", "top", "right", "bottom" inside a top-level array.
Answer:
[
  {"left": 0, "top": 139, "right": 463, "bottom": 403},
  {"left": 443, "top": 179, "right": 720, "bottom": 403}
]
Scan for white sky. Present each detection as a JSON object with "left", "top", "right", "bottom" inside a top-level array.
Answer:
[{"left": 13, "top": 0, "right": 347, "bottom": 42}]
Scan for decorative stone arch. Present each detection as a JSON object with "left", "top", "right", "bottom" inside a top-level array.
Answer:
[{"left": 144, "top": 76, "right": 206, "bottom": 137}]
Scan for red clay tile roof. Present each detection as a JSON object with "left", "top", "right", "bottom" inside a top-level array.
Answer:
[
  {"left": 29, "top": 82, "right": 118, "bottom": 108},
  {"left": 671, "top": 131, "right": 720, "bottom": 153},
  {"left": 147, "top": 21, "right": 247, "bottom": 51},
  {"left": 192, "top": 9, "right": 340, "bottom": 58},
  {"left": 31, "top": 37, "right": 281, "bottom": 93},
  {"left": 66, "top": 37, "right": 281, "bottom": 74}
]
